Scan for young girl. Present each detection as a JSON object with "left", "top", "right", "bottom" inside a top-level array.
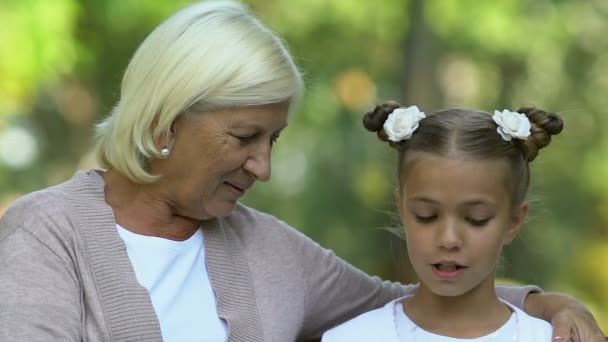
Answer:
[{"left": 322, "top": 102, "right": 561, "bottom": 341}]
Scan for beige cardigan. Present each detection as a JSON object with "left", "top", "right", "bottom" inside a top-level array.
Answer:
[{"left": 0, "top": 170, "right": 536, "bottom": 341}]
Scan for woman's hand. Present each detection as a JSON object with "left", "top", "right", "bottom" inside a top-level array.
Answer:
[{"left": 525, "top": 292, "right": 606, "bottom": 341}]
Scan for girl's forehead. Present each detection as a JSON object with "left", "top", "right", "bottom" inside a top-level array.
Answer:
[
  {"left": 405, "top": 152, "right": 508, "bottom": 171},
  {"left": 401, "top": 155, "right": 512, "bottom": 201}
]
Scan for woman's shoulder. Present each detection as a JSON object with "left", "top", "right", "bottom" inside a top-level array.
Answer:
[
  {"left": 225, "top": 202, "right": 327, "bottom": 253},
  {"left": 228, "top": 202, "right": 281, "bottom": 224},
  {"left": 1, "top": 184, "right": 66, "bottom": 232},
  {"left": 223, "top": 202, "right": 297, "bottom": 236},
  {"left": 321, "top": 297, "right": 403, "bottom": 342},
  {"left": 0, "top": 170, "right": 104, "bottom": 241}
]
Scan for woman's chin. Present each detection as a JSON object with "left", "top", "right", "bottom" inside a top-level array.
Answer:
[{"left": 200, "top": 202, "right": 237, "bottom": 220}]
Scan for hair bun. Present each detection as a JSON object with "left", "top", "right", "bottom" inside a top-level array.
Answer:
[
  {"left": 541, "top": 113, "right": 563, "bottom": 135},
  {"left": 363, "top": 101, "right": 402, "bottom": 148},
  {"left": 516, "top": 107, "right": 564, "bottom": 162}
]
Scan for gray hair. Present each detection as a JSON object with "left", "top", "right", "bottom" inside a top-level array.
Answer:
[{"left": 94, "top": 0, "right": 304, "bottom": 183}]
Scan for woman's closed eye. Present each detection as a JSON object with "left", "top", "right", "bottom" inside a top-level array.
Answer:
[
  {"left": 235, "top": 133, "right": 280, "bottom": 146},
  {"left": 235, "top": 133, "right": 257, "bottom": 145}
]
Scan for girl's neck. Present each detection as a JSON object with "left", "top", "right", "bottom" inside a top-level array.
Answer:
[{"left": 404, "top": 282, "right": 513, "bottom": 338}]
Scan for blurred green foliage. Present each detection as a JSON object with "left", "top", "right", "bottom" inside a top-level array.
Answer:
[{"left": 1, "top": 0, "right": 606, "bottom": 331}]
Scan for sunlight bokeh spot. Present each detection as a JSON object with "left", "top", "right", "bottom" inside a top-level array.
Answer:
[
  {"left": 0, "top": 125, "right": 38, "bottom": 169},
  {"left": 335, "top": 69, "right": 376, "bottom": 112}
]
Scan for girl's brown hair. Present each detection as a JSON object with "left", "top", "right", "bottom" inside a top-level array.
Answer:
[{"left": 363, "top": 101, "right": 564, "bottom": 206}]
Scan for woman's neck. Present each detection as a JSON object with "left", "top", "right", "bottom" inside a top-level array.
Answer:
[
  {"left": 103, "top": 169, "right": 201, "bottom": 241},
  {"left": 404, "top": 281, "right": 512, "bottom": 338}
]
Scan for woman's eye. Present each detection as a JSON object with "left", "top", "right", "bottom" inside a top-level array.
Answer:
[
  {"left": 236, "top": 134, "right": 256, "bottom": 144},
  {"left": 415, "top": 215, "right": 437, "bottom": 224},
  {"left": 235, "top": 133, "right": 279, "bottom": 146},
  {"left": 467, "top": 217, "right": 491, "bottom": 227}
]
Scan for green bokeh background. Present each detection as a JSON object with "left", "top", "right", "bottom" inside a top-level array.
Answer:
[{"left": 1, "top": 0, "right": 606, "bottom": 331}]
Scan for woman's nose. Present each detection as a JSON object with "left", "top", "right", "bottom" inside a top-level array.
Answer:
[{"left": 243, "top": 143, "right": 271, "bottom": 182}]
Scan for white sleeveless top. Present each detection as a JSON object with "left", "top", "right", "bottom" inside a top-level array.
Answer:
[
  {"left": 117, "top": 225, "right": 228, "bottom": 342},
  {"left": 322, "top": 295, "right": 552, "bottom": 342}
]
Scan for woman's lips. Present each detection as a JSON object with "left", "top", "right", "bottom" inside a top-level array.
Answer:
[{"left": 225, "top": 182, "right": 247, "bottom": 197}]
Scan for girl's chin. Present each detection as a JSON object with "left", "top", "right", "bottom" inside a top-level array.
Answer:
[
  {"left": 430, "top": 288, "right": 470, "bottom": 297},
  {"left": 421, "top": 281, "right": 472, "bottom": 297}
]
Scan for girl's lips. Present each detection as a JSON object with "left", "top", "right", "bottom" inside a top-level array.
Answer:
[{"left": 431, "top": 263, "right": 467, "bottom": 280}]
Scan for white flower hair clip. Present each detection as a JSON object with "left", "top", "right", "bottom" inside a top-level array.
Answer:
[
  {"left": 492, "top": 109, "right": 531, "bottom": 141},
  {"left": 383, "top": 106, "right": 426, "bottom": 142}
]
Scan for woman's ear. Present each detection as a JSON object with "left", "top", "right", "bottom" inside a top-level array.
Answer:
[
  {"left": 169, "top": 119, "right": 177, "bottom": 134},
  {"left": 504, "top": 201, "right": 529, "bottom": 245},
  {"left": 154, "top": 118, "right": 178, "bottom": 151}
]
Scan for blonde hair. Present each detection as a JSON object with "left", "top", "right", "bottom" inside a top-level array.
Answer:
[{"left": 94, "top": 0, "right": 304, "bottom": 183}]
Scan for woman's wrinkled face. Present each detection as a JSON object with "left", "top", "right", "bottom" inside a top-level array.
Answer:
[
  {"left": 152, "top": 102, "right": 290, "bottom": 220},
  {"left": 395, "top": 154, "right": 527, "bottom": 297}
]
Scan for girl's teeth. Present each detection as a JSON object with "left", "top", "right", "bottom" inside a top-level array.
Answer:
[{"left": 438, "top": 264, "right": 457, "bottom": 271}]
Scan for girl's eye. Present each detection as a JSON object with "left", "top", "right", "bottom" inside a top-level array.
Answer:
[
  {"left": 415, "top": 215, "right": 437, "bottom": 224},
  {"left": 270, "top": 135, "right": 279, "bottom": 146},
  {"left": 467, "top": 217, "right": 491, "bottom": 227}
]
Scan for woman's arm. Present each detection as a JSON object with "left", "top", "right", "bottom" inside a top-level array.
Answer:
[
  {"left": 0, "top": 227, "right": 81, "bottom": 341},
  {"left": 285, "top": 223, "right": 542, "bottom": 339},
  {"left": 525, "top": 292, "right": 606, "bottom": 342}
]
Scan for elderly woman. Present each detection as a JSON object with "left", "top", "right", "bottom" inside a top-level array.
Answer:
[{"left": 0, "top": 1, "right": 604, "bottom": 341}]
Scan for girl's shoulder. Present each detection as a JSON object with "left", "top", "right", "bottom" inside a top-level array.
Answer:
[
  {"left": 502, "top": 299, "right": 553, "bottom": 340},
  {"left": 322, "top": 297, "right": 553, "bottom": 342},
  {"left": 321, "top": 296, "right": 408, "bottom": 342}
]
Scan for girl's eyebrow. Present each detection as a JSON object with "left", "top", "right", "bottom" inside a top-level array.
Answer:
[
  {"left": 410, "top": 197, "right": 438, "bottom": 205},
  {"left": 462, "top": 200, "right": 494, "bottom": 207},
  {"left": 410, "top": 197, "right": 496, "bottom": 207}
]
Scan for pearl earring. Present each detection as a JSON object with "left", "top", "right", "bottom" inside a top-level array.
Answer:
[{"left": 160, "top": 147, "right": 170, "bottom": 157}]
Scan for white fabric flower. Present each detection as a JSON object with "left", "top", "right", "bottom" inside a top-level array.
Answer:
[
  {"left": 492, "top": 109, "right": 531, "bottom": 141},
  {"left": 383, "top": 106, "right": 426, "bottom": 142}
]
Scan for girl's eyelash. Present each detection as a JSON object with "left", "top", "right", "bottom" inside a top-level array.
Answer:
[
  {"left": 467, "top": 217, "right": 491, "bottom": 227},
  {"left": 415, "top": 215, "right": 437, "bottom": 223},
  {"left": 413, "top": 215, "right": 491, "bottom": 227}
]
